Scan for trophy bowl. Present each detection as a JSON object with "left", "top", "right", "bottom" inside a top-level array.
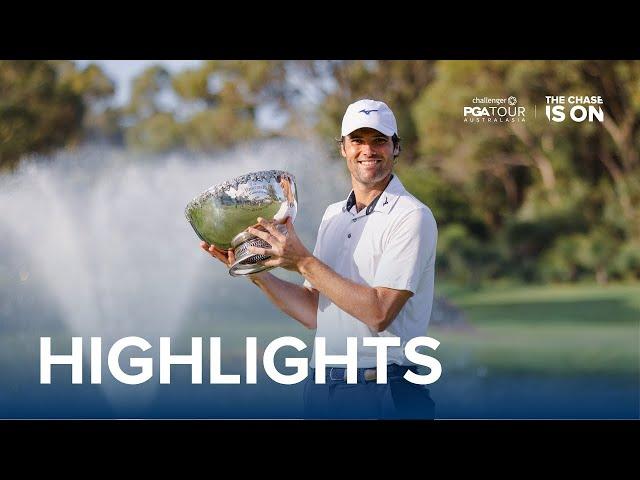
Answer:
[{"left": 185, "top": 170, "right": 297, "bottom": 276}]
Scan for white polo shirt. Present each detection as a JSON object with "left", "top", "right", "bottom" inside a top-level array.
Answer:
[{"left": 304, "top": 174, "right": 438, "bottom": 368}]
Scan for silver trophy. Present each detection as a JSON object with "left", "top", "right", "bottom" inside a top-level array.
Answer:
[{"left": 185, "top": 170, "right": 297, "bottom": 276}]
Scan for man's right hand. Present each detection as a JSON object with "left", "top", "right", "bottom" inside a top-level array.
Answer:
[{"left": 200, "top": 241, "right": 236, "bottom": 267}]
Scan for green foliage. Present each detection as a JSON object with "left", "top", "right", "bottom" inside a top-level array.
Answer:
[
  {"left": 125, "top": 60, "right": 291, "bottom": 152},
  {"left": 436, "top": 224, "right": 503, "bottom": 286},
  {"left": 575, "top": 229, "right": 620, "bottom": 283},
  {"left": 396, "top": 164, "right": 486, "bottom": 236},
  {"left": 0, "top": 61, "right": 84, "bottom": 170},
  {"left": 55, "top": 61, "right": 115, "bottom": 102},
  {"left": 1, "top": 59, "right": 639, "bottom": 283},
  {"left": 172, "top": 67, "right": 213, "bottom": 103},
  {"left": 539, "top": 235, "right": 589, "bottom": 282},
  {"left": 183, "top": 108, "right": 257, "bottom": 150},
  {"left": 313, "top": 60, "right": 436, "bottom": 158},
  {"left": 54, "top": 61, "right": 120, "bottom": 143},
  {"left": 611, "top": 242, "right": 640, "bottom": 280},
  {"left": 125, "top": 65, "right": 170, "bottom": 120},
  {"left": 410, "top": 60, "right": 640, "bottom": 282},
  {"left": 125, "top": 112, "right": 183, "bottom": 152},
  {"left": 505, "top": 213, "right": 587, "bottom": 258},
  {"left": 540, "top": 230, "right": 630, "bottom": 284}
]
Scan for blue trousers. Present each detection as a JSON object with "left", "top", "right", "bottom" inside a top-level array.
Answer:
[{"left": 304, "top": 365, "right": 435, "bottom": 419}]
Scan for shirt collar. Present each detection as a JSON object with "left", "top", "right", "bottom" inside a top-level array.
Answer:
[{"left": 343, "top": 174, "right": 403, "bottom": 216}]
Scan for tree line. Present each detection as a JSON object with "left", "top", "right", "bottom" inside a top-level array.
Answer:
[{"left": 1, "top": 60, "right": 638, "bottom": 284}]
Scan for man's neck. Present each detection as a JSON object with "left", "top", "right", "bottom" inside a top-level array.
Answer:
[{"left": 352, "top": 174, "right": 393, "bottom": 213}]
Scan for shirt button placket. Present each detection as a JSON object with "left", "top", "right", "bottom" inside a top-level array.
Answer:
[{"left": 348, "top": 216, "right": 358, "bottom": 238}]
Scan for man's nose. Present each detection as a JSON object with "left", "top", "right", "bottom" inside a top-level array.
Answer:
[{"left": 361, "top": 143, "right": 376, "bottom": 156}]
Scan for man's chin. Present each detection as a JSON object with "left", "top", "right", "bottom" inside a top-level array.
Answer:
[{"left": 355, "top": 172, "right": 389, "bottom": 186}]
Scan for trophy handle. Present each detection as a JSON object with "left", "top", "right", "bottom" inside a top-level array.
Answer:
[{"left": 228, "top": 224, "right": 287, "bottom": 277}]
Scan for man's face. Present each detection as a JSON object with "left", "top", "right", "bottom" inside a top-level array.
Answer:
[{"left": 341, "top": 128, "right": 394, "bottom": 187}]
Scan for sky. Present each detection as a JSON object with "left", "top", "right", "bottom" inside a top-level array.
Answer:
[{"left": 75, "top": 60, "right": 203, "bottom": 106}]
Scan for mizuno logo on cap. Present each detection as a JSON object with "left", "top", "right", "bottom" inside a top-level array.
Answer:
[{"left": 358, "top": 109, "right": 378, "bottom": 115}]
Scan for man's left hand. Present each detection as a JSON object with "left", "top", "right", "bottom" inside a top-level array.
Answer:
[{"left": 246, "top": 217, "right": 311, "bottom": 272}]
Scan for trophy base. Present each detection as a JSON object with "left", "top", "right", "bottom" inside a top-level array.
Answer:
[{"left": 228, "top": 231, "right": 274, "bottom": 277}]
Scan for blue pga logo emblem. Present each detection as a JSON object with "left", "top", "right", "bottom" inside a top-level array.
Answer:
[{"left": 545, "top": 95, "right": 604, "bottom": 123}]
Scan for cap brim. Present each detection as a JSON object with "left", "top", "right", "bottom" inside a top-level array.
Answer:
[{"left": 342, "top": 121, "right": 395, "bottom": 137}]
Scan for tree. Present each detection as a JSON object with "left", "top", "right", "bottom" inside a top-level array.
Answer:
[
  {"left": 581, "top": 60, "right": 640, "bottom": 238},
  {"left": 125, "top": 65, "right": 171, "bottom": 120},
  {"left": 310, "top": 60, "right": 436, "bottom": 159},
  {"left": 170, "top": 60, "right": 291, "bottom": 149},
  {"left": 0, "top": 61, "right": 84, "bottom": 171},
  {"left": 410, "top": 60, "right": 640, "bottom": 281},
  {"left": 54, "top": 61, "right": 121, "bottom": 144},
  {"left": 413, "top": 60, "right": 640, "bottom": 236},
  {"left": 123, "top": 61, "right": 293, "bottom": 152},
  {"left": 122, "top": 65, "right": 177, "bottom": 151},
  {"left": 125, "top": 112, "right": 183, "bottom": 152}
]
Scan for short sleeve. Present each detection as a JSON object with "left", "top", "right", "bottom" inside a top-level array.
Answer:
[{"left": 372, "top": 208, "right": 437, "bottom": 293}]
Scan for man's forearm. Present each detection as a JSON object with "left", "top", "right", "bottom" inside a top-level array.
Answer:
[
  {"left": 248, "top": 272, "right": 318, "bottom": 329},
  {"left": 297, "top": 256, "right": 395, "bottom": 331}
]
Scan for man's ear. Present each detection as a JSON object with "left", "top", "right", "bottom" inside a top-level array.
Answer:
[
  {"left": 393, "top": 143, "right": 401, "bottom": 156},
  {"left": 340, "top": 142, "right": 347, "bottom": 158}
]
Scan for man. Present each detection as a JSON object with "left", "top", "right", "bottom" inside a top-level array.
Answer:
[{"left": 201, "top": 99, "right": 438, "bottom": 419}]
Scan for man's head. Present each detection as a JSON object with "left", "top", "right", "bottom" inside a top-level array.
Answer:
[
  {"left": 341, "top": 99, "right": 398, "bottom": 138},
  {"left": 339, "top": 99, "right": 401, "bottom": 187}
]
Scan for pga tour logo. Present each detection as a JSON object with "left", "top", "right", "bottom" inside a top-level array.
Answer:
[
  {"left": 463, "top": 96, "right": 526, "bottom": 123},
  {"left": 545, "top": 96, "right": 604, "bottom": 123}
]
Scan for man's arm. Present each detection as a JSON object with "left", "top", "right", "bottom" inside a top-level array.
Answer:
[
  {"left": 298, "top": 257, "right": 412, "bottom": 332},
  {"left": 247, "top": 218, "right": 413, "bottom": 332},
  {"left": 248, "top": 272, "right": 318, "bottom": 329},
  {"left": 200, "top": 241, "right": 318, "bottom": 329}
]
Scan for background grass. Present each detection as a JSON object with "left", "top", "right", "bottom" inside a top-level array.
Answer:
[
  {"left": 2, "top": 281, "right": 638, "bottom": 379},
  {"left": 432, "top": 282, "right": 640, "bottom": 375}
]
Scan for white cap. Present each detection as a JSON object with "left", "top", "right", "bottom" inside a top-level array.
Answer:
[{"left": 341, "top": 99, "right": 398, "bottom": 137}]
